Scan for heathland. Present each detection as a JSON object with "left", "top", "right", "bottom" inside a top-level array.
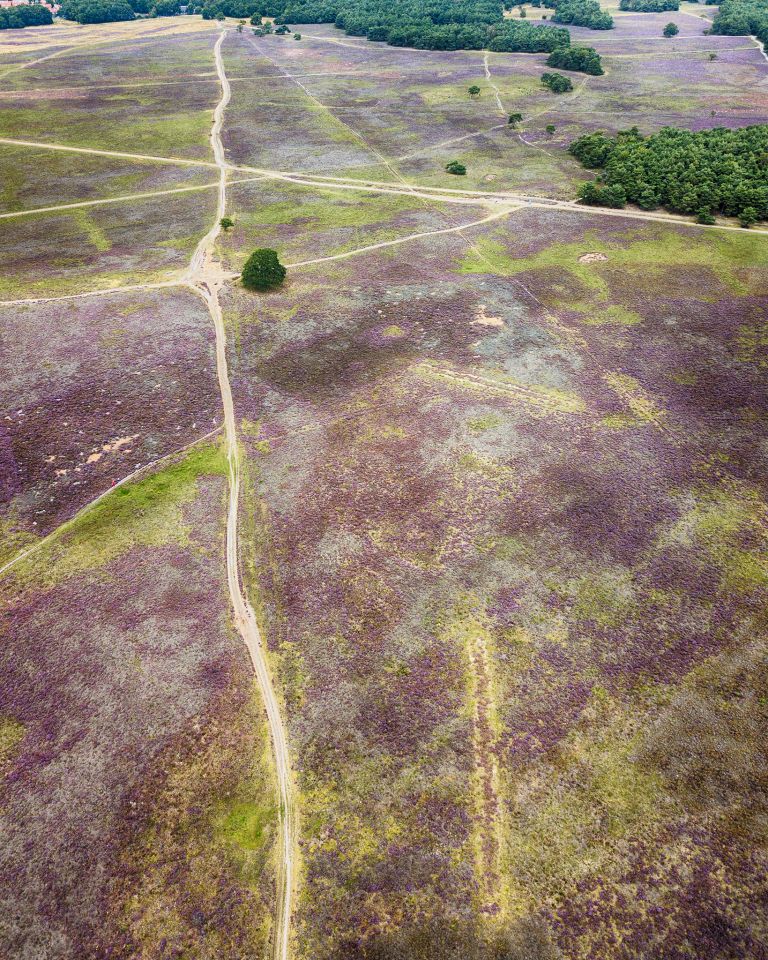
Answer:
[{"left": 1, "top": 5, "right": 767, "bottom": 960}]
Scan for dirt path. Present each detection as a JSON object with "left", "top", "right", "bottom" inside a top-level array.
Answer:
[
  {"left": 3, "top": 132, "right": 768, "bottom": 232},
  {"left": 185, "top": 30, "right": 296, "bottom": 960},
  {"left": 483, "top": 52, "right": 506, "bottom": 116},
  {"left": 287, "top": 207, "right": 515, "bottom": 267},
  {"left": 0, "top": 177, "right": 265, "bottom": 221}
]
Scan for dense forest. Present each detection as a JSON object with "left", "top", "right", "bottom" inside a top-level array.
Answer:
[
  {"left": 0, "top": 2, "right": 53, "bottom": 28},
  {"left": 198, "top": 0, "right": 574, "bottom": 50},
  {"left": 569, "top": 125, "right": 768, "bottom": 224},
  {"left": 712, "top": 0, "right": 768, "bottom": 50},
  {"left": 552, "top": 0, "right": 613, "bottom": 29},
  {"left": 58, "top": 0, "right": 135, "bottom": 20},
  {"left": 619, "top": 0, "right": 678, "bottom": 10}
]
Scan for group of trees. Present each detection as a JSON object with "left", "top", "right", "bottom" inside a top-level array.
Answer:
[
  {"left": 552, "top": 0, "right": 613, "bottom": 30},
  {"left": 711, "top": 0, "right": 768, "bottom": 50},
  {"left": 0, "top": 2, "right": 53, "bottom": 29},
  {"left": 541, "top": 69, "right": 572, "bottom": 91},
  {"left": 546, "top": 44, "right": 603, "bottom": 73},
  {"left": 569, "top": 124, "right": 768, "bottom": 225},
  {"left": 619, "top": 0, "right": 678, "bottom": 10},
  {"left": 59, "top": 0, "right": 135, "bottom": 21},
  {"left": 59, "top": 0, "right": 181, "bottom": 22},
  {"left": 215, "top": 0, "right": 574, "bottom": 51}
]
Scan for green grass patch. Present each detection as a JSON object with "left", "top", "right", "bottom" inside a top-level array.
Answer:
[
  {"left": 12, "top": 443, "right": 227, "bottom": 588},
  {"left": 0, "top": 717, "right": 25, "bottom": 770}
]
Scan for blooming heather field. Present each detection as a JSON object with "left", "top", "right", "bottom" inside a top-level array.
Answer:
[{"left": 1, "top": 9, "right": 767, "bottom": 960}]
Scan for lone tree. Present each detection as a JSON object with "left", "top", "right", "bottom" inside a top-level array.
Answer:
[
  {"left": 508, "top": 112, "right": 523, "bottom": 126},
  {"left": 445, "top": 160, "right": 467, "bottom": 175},
  {"left": 241, "top": 249, "right": 286, "bottom": 290},
  {"left": 546, "top": 123, "right": 556, "bottom": 135},
  {"left": 468, "top": 84, "right": 481, "bottom": 98},
  {"left": 663, "top": 21, "right": 678, "bottom": 36},
  {"left": 220, "top": 216, "right": 234, "bottom": 230}
]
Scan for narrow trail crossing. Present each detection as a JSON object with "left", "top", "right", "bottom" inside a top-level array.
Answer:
[{"left": 185, "top": 30, "right": 296, "bottom": 960}]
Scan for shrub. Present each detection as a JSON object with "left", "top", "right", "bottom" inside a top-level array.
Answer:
[
  {"left": 445, "top": 160, "right": 467, "bottom": 175},
  {"left": 663, "top": 20, "right": 679, "bottom": 34},
  {"left": 546, "top": 44, "right": 604, "bottom": 74},
  {"left": 541, "top": 71, "right": 573, "bottom": 92},
  {"left": 241, "top": 249, "right": 287, "bottom": 290}
]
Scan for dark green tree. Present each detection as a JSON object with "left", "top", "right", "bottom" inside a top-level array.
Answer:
[
  {"left": 541, "top": 71, "right": 573, "bottom": 92},
  {"left": 663, "top": 20, "right": 678, "bottom": 35},
  {"left": 241, "top": 249, "right": 287, "bottom": 290},
  {"left": 445, "top": 160, "right": 467, "bottom": 174},
  {"left": 468, "top": 84, "right": 482, "bottom": 97}
]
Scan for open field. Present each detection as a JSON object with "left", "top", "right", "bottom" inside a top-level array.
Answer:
[{"left": 1, "top": 9, "right": 767, "bottom": 960}]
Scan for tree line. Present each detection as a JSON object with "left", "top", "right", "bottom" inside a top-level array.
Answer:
[
  {"left": 552, "top": 0, "right": 613, "bottom": 30},
  {"left": 59, "top": 0, "right": 183, "bottom": 21},
  {"left": 0, "top": 2, "right": 53, "bottom": 29},
  {"left": 711, "top": 0, "right": 768, "bottom": 51},
  {"left": 569, "top": 124, "right": 768, "bottom": 225},
  {"left": 619, "top": 0, "right": 678, "bottom": 10}
]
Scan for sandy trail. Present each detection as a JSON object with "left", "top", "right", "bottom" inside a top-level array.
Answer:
[
  {"left": 3, "top": 133, "right": 768, "bottom": 231},
  {"left": 287, "top": 206, "right": 515, "bottom": 266},
  {"left": 185, "top": 30, "right": 296, "bottom": 960},
  {"left": 0, "top": 176, "right": 265, "bottom": 221},
  {"left": 483, "top": 52, "right": 506, "bottom": 116}
]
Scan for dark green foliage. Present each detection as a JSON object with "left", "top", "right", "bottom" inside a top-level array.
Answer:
[
  {"left": 546, "top": 123, "right": 556, "bottom": 134},
  {"left": 569, "top": 124, "right": 768, "bottom": 222},
  {"left": 567, "top": 129, "right": 615, "bottom": 166},
  {"left": 468, "top": 84, "right": 482, "bottom": 97},
  {"left": 619, "top": 0, "right": 678, "bottom": 9},
  {"left": 487, "top": 20, "right": 570, "bottom": 51},
  {"left": 0, "top": 3, "right": 54, "bottom": 29},
  {"left": 546, "top": 44, "right": 603, "bottom": 73},
  {"left": 578, "top": 181, "right": 626, "bottom": 207},
  {"left": 445, "top": 160, "right": 467, "bottom": 174},
  {"left": 541, "top": 70, "right": 573, "bottom": 92},
  {"left": 203, "top": 0, "right": 260, "bottom": 16},
  {"left": 712, "top": 0, "right": 768, "bottom": 51},
  {"left": 238, "top": 0, "right": 571, "bottom": 52},
  {"left": 152, "top": 0, "right": 180, "bottom": 14},
  {"left": 739, "top": 205, "right": 758, "bottom": 227},
  {"left": 697, "top": 210, "right": 716, "bottom": 224},
  {"left": 241, "top": 249, "right": 287, "bottom": 291},
  {"left": 275, "top": 21, "right": 290, "bottom": 29},
  {"left": 508, "top": 111, "right": 523, "bottom": 125},
  {"left": 552, "top": 0, "right": 613, "bottom": 30},
  {"left": 220, "top": 216, "right": 234, "bottom": 230},
  {"left": 59, "top": 0, "right": 135, "bottom": 21},
  {"left": 662, "top": 19, "right": 678, "bottom": 34}
]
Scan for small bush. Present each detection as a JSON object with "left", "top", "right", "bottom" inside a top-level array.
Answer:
[
  {"left": 541, "top": 71, "right": 573, "bottom": 92},
  {"left": 445, "top": 160, "right": 467, "bottom": 175}
]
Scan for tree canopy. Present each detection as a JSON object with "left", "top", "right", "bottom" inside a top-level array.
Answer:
[
  {"left": 552, "top": 0, "right": 613, "bottom": 30},
  {"left": 541, "top": 70, "right": 573, "bottom": 91},
  {"left": 209, "top": 0, "right": 574, "bottom": 51},
  {"left": 662, "top": 20, "right": 678, "bottom": 35},
  {"left": 569, "top": 125, "right": 768, "bottom": 222},
  {"left": 619, "top": 0, "right": 678, "bottom": 10},
  {"left": 59, "top": 0, "right": 135, "bottom": 21},
  {"left": 712, "top": 0, "right": 768, "bottom": 50},
  {"left": 241, "top": 249, "right": 287, "bottom": 291},
  {"left": 0, "top": 4, "right": 54, "bottom": 29},
  {"left": 546, "top": 44, "right": 603, "bottom": 73}
]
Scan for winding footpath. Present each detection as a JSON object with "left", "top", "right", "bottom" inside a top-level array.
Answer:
[{"left": 185, "top": 29, "right": 296, "bottom": 960}]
